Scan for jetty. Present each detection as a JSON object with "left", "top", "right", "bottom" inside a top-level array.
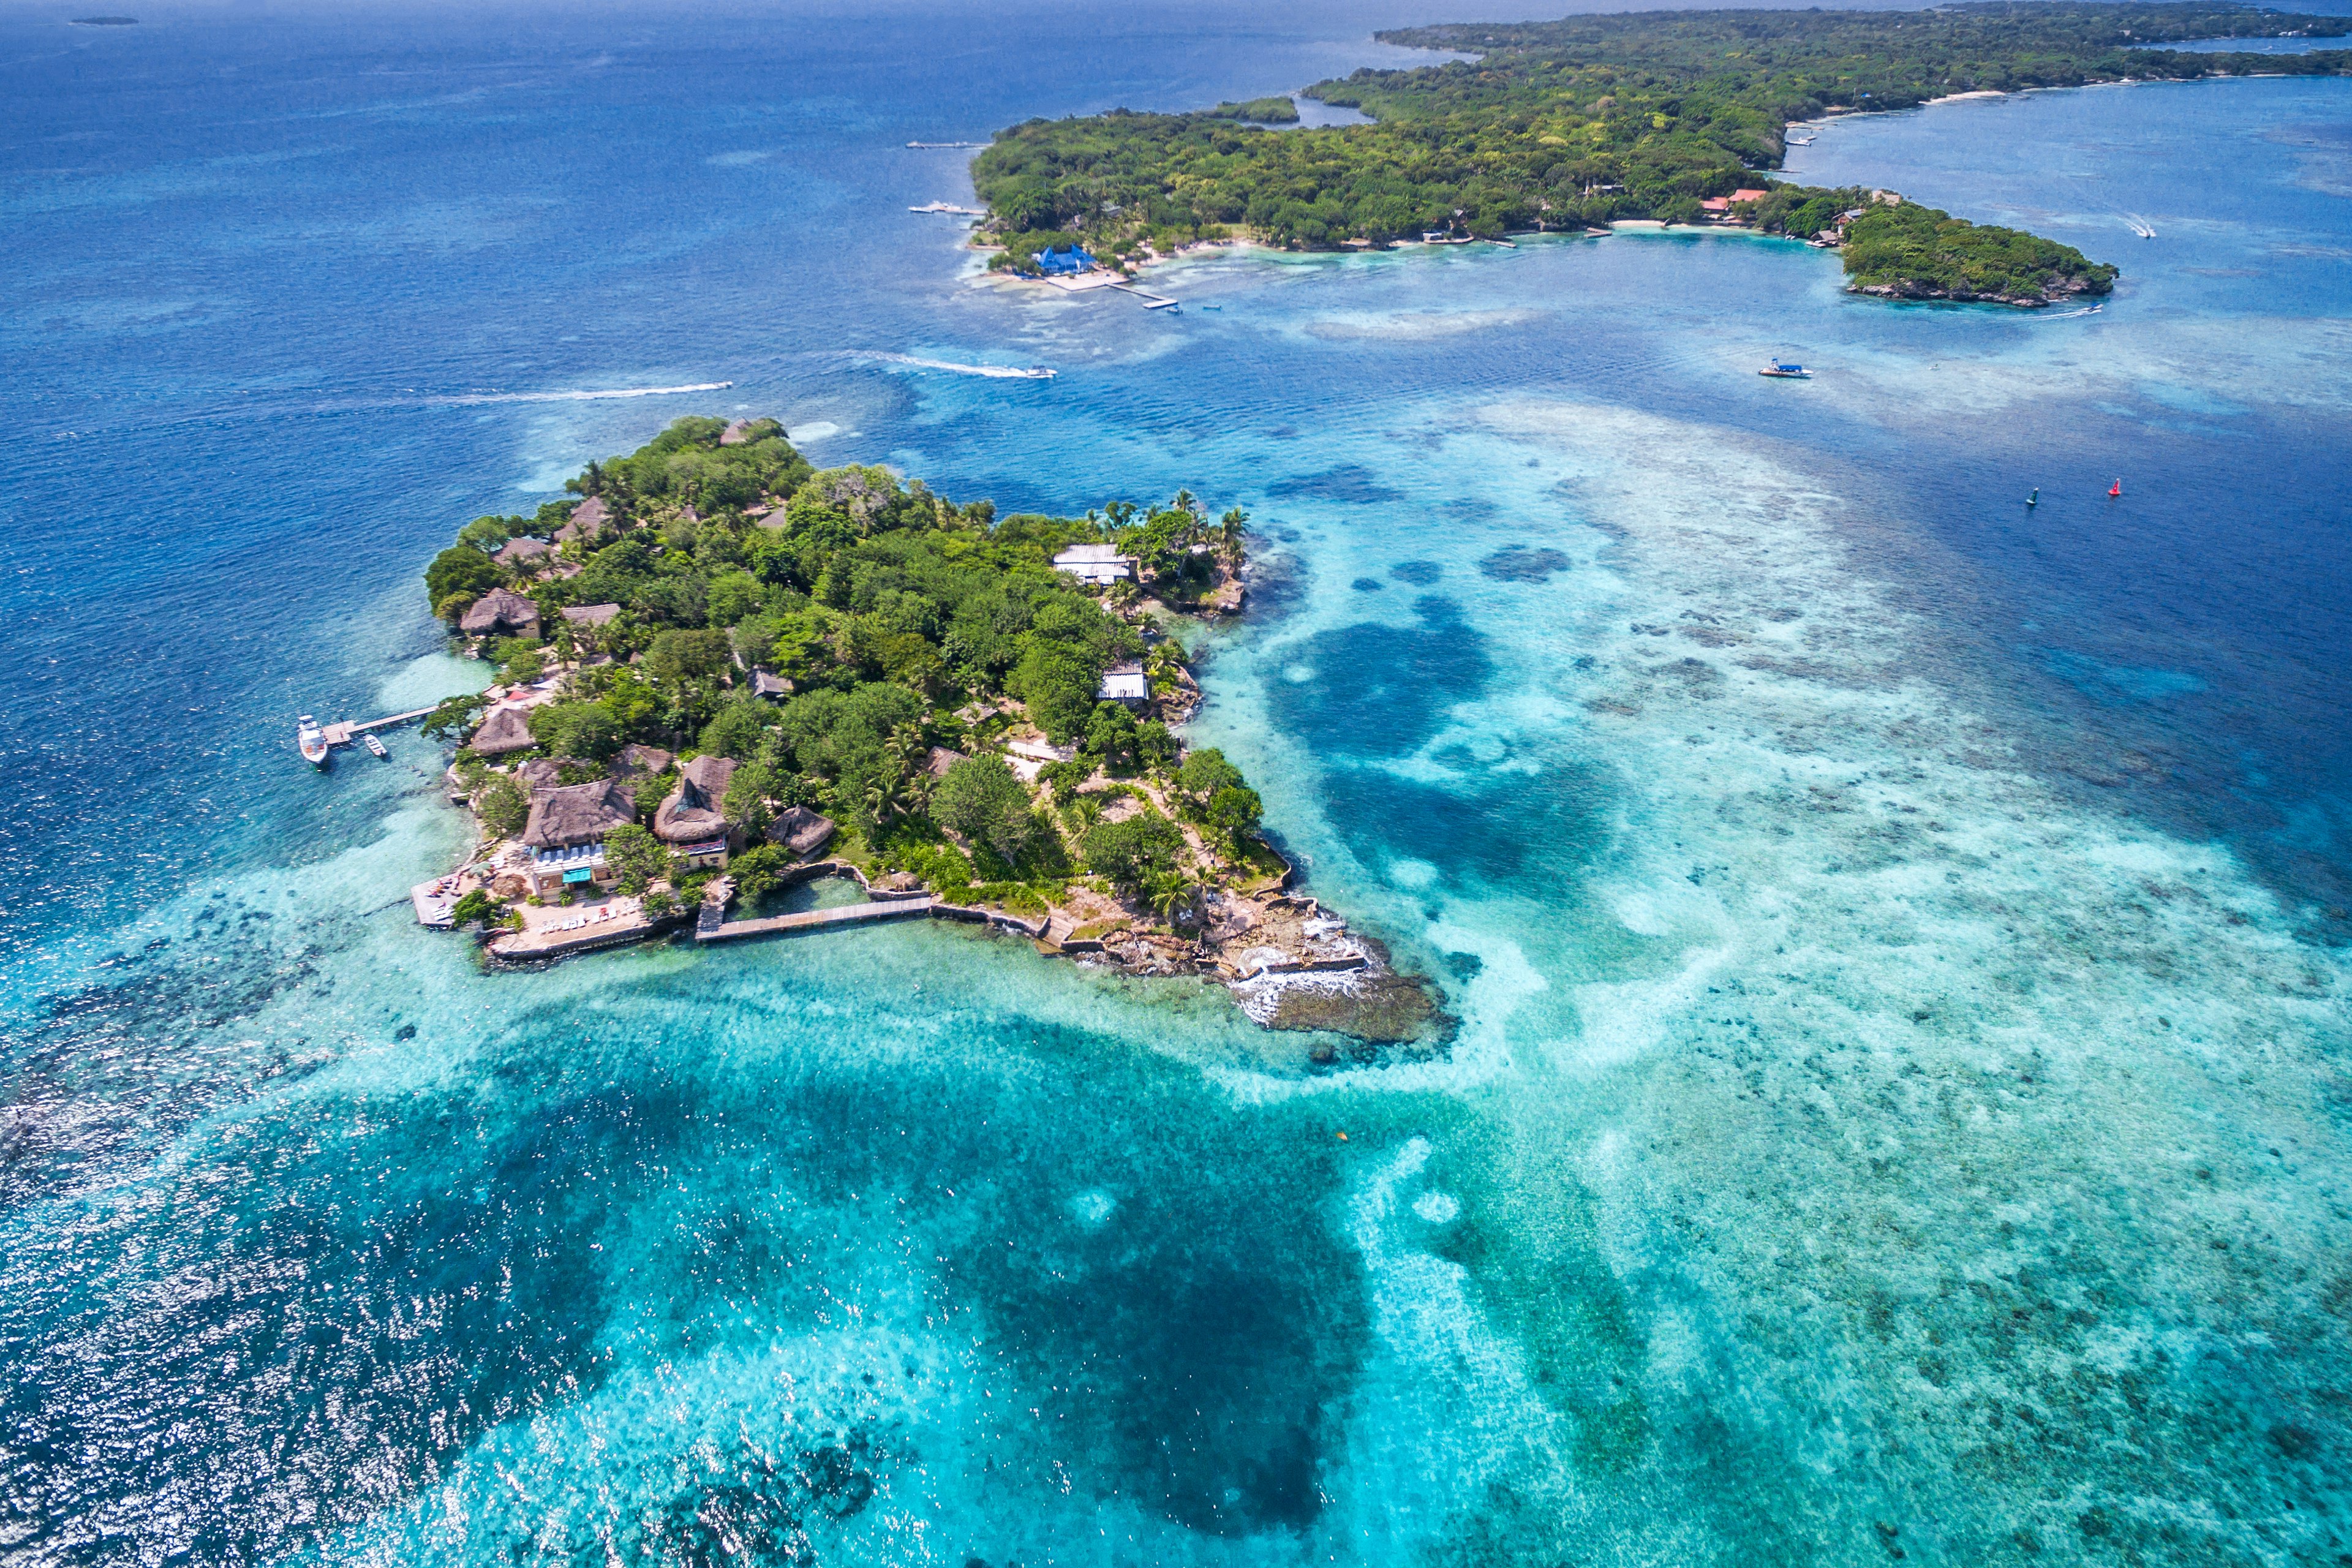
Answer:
[
  {"left": 697, "top": 895, "right": 934, "bottom": 943},
  {"left": 910, "top": 201, "right": 986, "bottom": 215},
  {"left": 906, "top": 140, "right": 986, "bottom": 149},
  {"left": 301, "top": 703, "right": 443, "bottom": 761},
  {"left": 1106, "top": 281, "right": 1182, "bottom": 311}
]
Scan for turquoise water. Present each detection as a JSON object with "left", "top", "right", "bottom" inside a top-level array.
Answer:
[{"left": 6, "top": 6, "right": 2352, "bottom": 1563}]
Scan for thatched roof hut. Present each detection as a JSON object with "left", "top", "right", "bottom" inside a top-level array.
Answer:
[
  {"left": 773, "top": 805, "right": 837, "bottom": 860},
  {"left": 459, "top": 587, "right": 541, "bottom": 639},
  {"left": 654, "top": 754, "right": 736, "bottom": 845},
  {"left": 522, "top": 779, "right": 636, "bottom": 850},
  {"left": 561, "top": 602, "right": 621, "bottom": 627},
  {"left": 720, "top": 418, "right": 779, "bottom": 447},
  {"left": 750, "top": 669, "right": 790, "bottom": 701},
  {"left": 609, "top": 743, "right": 674, "bottom": 780},
  {"left": 493, "top": 537, "right": 550, "bottom": 568},
  {"left": 554, "top": 495, "right": 610, "bottom": 543},
  {"left": 467, "top": 704, "right": 537, "bottom": 756},
  {"left": 924, "top": 746, "right": 967, "bottom": 779}
]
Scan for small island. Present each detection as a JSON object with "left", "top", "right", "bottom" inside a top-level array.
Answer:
[
  {"left": 414, "top": 417, "right": 1445, "bottom": 1051},
  {"left": 970, "top": 2, "right": 2351, "bottom": 305}
]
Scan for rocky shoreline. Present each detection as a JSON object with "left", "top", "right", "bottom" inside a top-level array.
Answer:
[
  {"left": 1848, "top": 274, "right": 2109, "bottom": 308},
  {"left": 421, "top": 426, "right": 1449, "bottom": 1054}
]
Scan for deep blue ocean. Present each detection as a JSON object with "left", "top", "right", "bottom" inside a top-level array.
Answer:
[{"left": 6, "top": 2, "right": 2352, "bottom": 1563}]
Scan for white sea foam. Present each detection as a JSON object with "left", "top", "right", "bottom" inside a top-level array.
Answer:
[
  {"left": 429, "top": 379, "right": 736, "bottom": 405},
  {"left": 842, "top": 351, "right": 1054, "bottom": 379}
]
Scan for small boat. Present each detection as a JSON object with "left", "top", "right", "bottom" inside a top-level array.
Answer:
[
  {"left": 1759, "top": 361, "right": 1811, "bottom": 379},
  {"left": 363, "top": 733, "right": 389, "bottom": 759},
  {"left": 297, "top": 714, "right": 330, "bottom": 767}
]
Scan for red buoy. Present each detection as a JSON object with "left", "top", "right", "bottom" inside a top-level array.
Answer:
[{"left": 2108, "top": 479, "right": 2122, "bottom": 498}]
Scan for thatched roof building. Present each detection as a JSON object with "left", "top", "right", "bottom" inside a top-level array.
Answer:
[
  {"left": 750, "top": 669, "right": 790, "bottom": 701},
  {"left": 554, "top": 495, "right": 610, "bottom": 543},
  {"left": 522, "top": 779, "right": 636, "bottom": 850},
  {"left": 609, "top": 743, "right": 674, "bottom": 780},
  {"left": 719, "top": 418, "right": 780, "bottom": 447},
  {"left": 773, "top": 805, "right": 837, "bottom": 860},
  {"left": 654, "top": 755, "right": 736, "bottom": 845},
  {"left": 924, "top": 746, "right": 967, "bottom": 779},
  {"left": 493, "top": 537, "right": 550, "bottom": 568},
  {"left": 467, "top": 704, "right": 537, "bottom": 756},
  {"left": 459, "top": 587, "right": 541, "bottom": 639}
]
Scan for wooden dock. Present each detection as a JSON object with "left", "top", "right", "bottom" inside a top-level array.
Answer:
[
  {"left": 320, "top": 704, "right": 443, "bottom": 748},
  {"left": 697, "top": 897, "right": 935, "bottom": 943},
  {"left": 1107, "top": 282, "right": 1181, "bottom": 311}
]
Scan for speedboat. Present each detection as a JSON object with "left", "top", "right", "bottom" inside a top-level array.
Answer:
[
  {"left": 1760, "top": 361, "right": 1812, "bottom": 379},
  {"left": 298, "top": 714, "right": 330, "bottom": 766}
]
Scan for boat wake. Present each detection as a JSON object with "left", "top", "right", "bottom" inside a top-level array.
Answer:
[
  {"left": 2122, "top": 213, "right": 2157, "bottom": 238},
  {"left": 433, "top": 380, "right": 735, "bottom": 405},
  {"left": 2045, "top": 303, "right": 2105, "bottom": 318},
  {"left": 846, "top": 352, "right": 1054, "bottom": 380}
]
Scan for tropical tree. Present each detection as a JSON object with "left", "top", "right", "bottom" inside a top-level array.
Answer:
[
  {"left": 473, "top": 772, "right": 529, "bottom": 838},
  {"left": 1147, "top": 867, "right": 1205, "bottom": 927},
  {"left": 601, "top": 823, "right": 677, "bottom": 894},
  {"left": 1082, "top": 813, "right": 1182, "bottom": 892},
  {"left": 1145, "top": 639, "right": 1188, "bottom": 692},
  {"left": 935, "top": 753, "right": 1039, "bottom": 864}
]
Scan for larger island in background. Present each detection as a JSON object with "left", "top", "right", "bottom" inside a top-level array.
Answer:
[
  {"left": 415, "top": 417, "right": 1445, "bottom": 1054},
  {"left": 973, "top": 1, "right": 2351, "bottom": 305}
]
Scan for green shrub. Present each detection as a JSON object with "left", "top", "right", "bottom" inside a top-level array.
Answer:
[
  {"left": 473, "top": 772, "right": 529, "bottom": 838},
  {"left": 1082, "top": 813, "right": 1182, "bottom": 891},
  {"left": 933, "top": 754, "right": 1038, "bottom": 864}
]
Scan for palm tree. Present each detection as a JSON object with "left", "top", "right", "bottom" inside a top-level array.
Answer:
[
  {"left": 1148, "top": 869, "right": 1204, "bottom": 928},
  {"left": 888, "top": 721, "right": 929, "bottom": 775},
  {"left": 1145, "top": 640, "right": 1188, "bottom": 692},
  {"left": 864, "top": 775, "right": 911, "bottom": 830},
  {"left": 1218, "top": 507, "right": 1248, "bottom": 565}
]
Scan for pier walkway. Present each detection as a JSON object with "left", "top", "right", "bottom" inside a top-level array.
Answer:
[
  {"left": 698, "top": 896, "right": 934, "bottom": 943},
  {"left": 320, "top": 705, "right": 443, "bottom": 748},
  {"left": 1107, "top": 282, "right": 1181, "bottom": 311}
]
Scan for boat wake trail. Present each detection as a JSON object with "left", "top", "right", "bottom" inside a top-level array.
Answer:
[
  {"left": 431, "top": 380, "right": 736, "bottom": 405},
  {"left": 844, "top": 352, "right": 1055, "bottom": 380}
]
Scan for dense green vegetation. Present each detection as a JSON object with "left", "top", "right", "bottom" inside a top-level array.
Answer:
[
  {"left": 1205, "top": 96, "right": 1302, "bottom": 123},
  {"left": 973, "top": 2, "right": 2347, "bottom": 296},
  {"left": 1838, "top": 197, "right": 2113, "bottom": 300},
  {"left": 426, "top": 417, "right": 1267, "bottom": 919}
]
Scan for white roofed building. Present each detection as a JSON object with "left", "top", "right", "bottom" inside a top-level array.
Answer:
[
  {"left": 1052, "top": 543, "right": 1135, "bottom": 586},
  {"left": 1098, "top": 665, "right": 1150, "bottom": 706}
]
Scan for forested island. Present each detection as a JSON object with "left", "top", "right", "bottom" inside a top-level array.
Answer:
[
  {"left": 974, "top": 1, "right": 2351, "bottom": 305},
  {"left": 418, "top": 417, "right": 1443, "bottom": 1049}
]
